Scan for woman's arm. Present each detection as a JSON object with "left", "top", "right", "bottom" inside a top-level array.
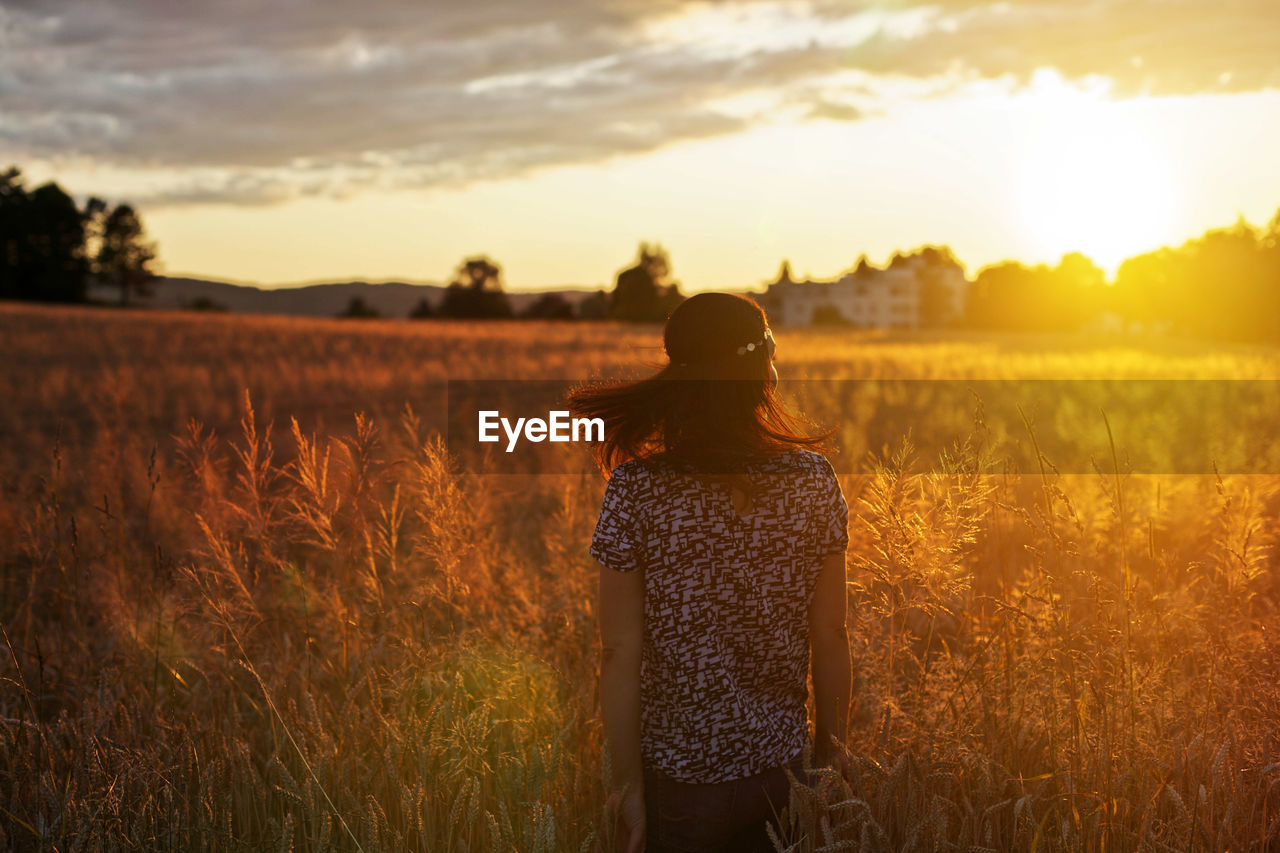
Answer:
[
  {"left": 597, "top": 560, "right": 646, "bottom": 852},
  {"left": 809, "top": 551, "right": 851, "bottom": 769}
]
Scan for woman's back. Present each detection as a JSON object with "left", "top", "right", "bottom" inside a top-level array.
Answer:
[
  {"left": 573, "top": 291, "right": 851, "bottom": 851},
  {"left": 590, "top": 448, "right": 849, "bottom": 783}
]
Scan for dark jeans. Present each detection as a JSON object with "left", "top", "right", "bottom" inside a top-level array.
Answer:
[{"left": 642, "top": 749, "right": 813, "bottom": 853}]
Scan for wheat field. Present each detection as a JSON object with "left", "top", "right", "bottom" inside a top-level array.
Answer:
[{"left": 1, "top": 302, "right": 1278, "bottom": 852}]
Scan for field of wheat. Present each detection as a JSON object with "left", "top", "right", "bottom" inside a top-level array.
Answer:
[{"left": 2, "top": 301, "right": 1279, "bottom": 852}]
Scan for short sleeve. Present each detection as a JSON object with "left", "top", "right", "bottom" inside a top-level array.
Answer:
[
  {"left": 814, "top": 455, "right": 849, "bottom": 555},
  {"left": 589, "top": 464, "right": 644, "bottom": 572}
]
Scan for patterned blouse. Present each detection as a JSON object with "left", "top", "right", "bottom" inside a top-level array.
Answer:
[{"left": 589, "top": 449, "right": 850, "bottom": 784}]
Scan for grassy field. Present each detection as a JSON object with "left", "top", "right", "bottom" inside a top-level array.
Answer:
[{"left": 1, "top": 302, "right": 1278, "bottom": 851}]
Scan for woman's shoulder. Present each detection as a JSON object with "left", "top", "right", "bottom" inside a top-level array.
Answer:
[
  {"left": 605, "top": 458, "right": 650, "bottom": 484},
  {"left": 615, "top": 453, "right": 697, "bottom": 479},
  {"left": 605, "top": 457, "right": 672, "bottom": 493},
  {"left": 610, "top": 450, "right": 834, "bottom": 481},
  {"left": 758, "top": 448, "right": 834, "bottom": 474}
]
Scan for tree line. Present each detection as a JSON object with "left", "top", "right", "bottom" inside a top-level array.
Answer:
[
  {"left": 0, "top": 163, "right": 680, "bottom": 323},
  {"left": 964, "top": 213, "right": 1280, "bottom": 341},
  {"left": 339, "top": 243, "right": 682, "bottom": 323},
  {"left": 8, "top": 163, "right": 1280, "bottom": 342},
  {"left": 1, "top": 166, "right": 158, "bottom": 306},
  {"left": 326, "top": 209, "right": 1280, "bottom": 341}
]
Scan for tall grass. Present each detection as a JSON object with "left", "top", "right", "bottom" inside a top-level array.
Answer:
[{"left": 1, "top": 303, "right": 1278, "bottom": 851}]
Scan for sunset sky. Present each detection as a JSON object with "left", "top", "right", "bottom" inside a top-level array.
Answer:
[{"left": 4, "top": 0, "right": 1280, "bottom": 290}]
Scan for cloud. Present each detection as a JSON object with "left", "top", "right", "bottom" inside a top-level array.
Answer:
[
  {"left": 2, "top": 0, "right": 1276, "bottom": 206},
  {"left": 805, "top": 98, "right": 864, "bottom": 122},
  {"left": 836, "top": 0, "right": 1280, "bottom": 96}
]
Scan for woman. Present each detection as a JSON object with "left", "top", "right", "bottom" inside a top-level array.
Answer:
[{"left": 568, "top": 292, "right": 852, "bottom": 853}]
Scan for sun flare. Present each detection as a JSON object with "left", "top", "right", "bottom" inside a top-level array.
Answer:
[{"left": 1013, "top": 75, "right": 1181, "bottom": 276}]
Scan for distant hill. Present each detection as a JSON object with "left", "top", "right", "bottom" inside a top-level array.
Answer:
[{"left": 88, "top": 276, "right": 606, "bottom": 317}]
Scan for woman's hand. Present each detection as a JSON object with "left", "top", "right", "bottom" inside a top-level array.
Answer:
[{"left": 604, "top": 786, "right": 645, "bottom": 853}]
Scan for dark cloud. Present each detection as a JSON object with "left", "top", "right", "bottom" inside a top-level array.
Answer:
[{"left": 2, "top": 0, "right": 1276, "bottom": 206}]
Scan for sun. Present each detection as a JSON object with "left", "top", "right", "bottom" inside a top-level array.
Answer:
[{"left": 1012, "top": 76, "right": 1181, "bottom": 276}]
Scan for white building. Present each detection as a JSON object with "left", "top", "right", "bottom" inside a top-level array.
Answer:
[{"left": 763, "top": 253, "right": 968, "bottom": 329}]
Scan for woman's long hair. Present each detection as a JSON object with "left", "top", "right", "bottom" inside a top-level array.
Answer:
[{"left": 567, "top": 292, "right": 833, "bottom": 476}]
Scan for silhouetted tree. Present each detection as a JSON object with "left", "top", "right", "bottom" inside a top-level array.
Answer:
[
  {"left": 438, "top": 255, "right": 513, "bottom": 318},
  {"left": 966, "top": 252, "right": 1105, "bottom": 333},
  {"left": 337, "top": 296, "right": 379, "bottom": 318},
  {"left": 577, "top": 288, "right": 610, "bottom": 320},
  {"left": 186, "top": 296, "right": 228, "bottom": 312},
  {"left": 1187, "top": 219, "right": 1276, "bottom": 340},
  {"left": 966, "top": 262, "right": 1047, "bottom": 331},
  {"left": 408, "top": 297, "right": 435, "bottom": 319},
  {"left": 1264, "top": 209, "right": 1280, "bottom": 339},
  {"left": 1053, "top": 251, "right": 1107, "bottom": 327},
  {"left": 1112, "top": 217, "right": 1280, "bottom": 341},
  {"left": 0, "top": 166, "right": 94, "bottom": 302},
  {"left": 609, "top": 242, "right": 684, "bottom": 322},
  {"left": 521, "top": 292, "right": 575, "bottom": 319},
  {"left": 1113, "top": 247, "right": 1177, "bottom": 332},
  {"left": 96, "top": 203, "right": 157, "bottom": 306},
  {"left": 1266, "top": 208, "right": 1280, "bottom": 246}
]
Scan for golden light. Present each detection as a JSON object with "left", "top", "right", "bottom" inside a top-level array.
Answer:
[{"left": 1012, "top": 70, "right": 1181, "bottom": 277}]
